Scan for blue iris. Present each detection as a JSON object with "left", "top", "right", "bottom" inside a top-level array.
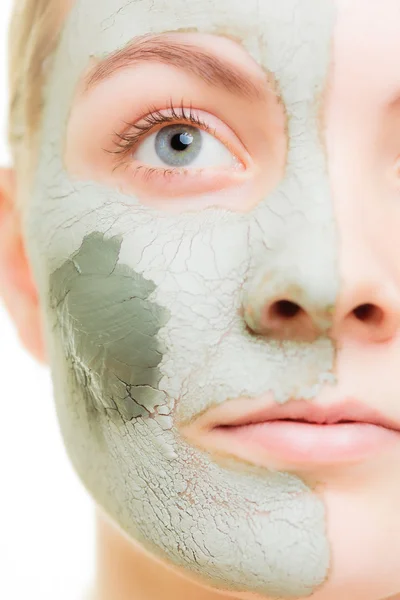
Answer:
[{"left": 155, "top": 125, "right": 202, "bottom": 166}]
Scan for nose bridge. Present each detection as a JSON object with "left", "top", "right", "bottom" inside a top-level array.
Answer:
[
  {"left": 323, "top": 92, "right": 400, "bottom": 344},
  {"left": 243, "top": 0, "right": 341, "bottom": 342},
  {"left": 243, "top": 80, "right": 341, "bottom": 339}
]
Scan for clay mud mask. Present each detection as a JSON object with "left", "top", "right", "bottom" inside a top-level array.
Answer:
[{"left": 24, "top": 0, "right": 338, "bottom": 596}]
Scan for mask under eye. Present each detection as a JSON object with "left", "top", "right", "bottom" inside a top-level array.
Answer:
[{"left": 133, "top": 124, "right": 237, "bottom": 169}]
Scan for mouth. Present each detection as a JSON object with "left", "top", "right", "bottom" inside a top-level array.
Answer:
[{"left": 181, "top": 397, "right": 400, "bottom": 469}]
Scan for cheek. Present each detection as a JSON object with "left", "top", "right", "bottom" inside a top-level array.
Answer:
[
  {"left": 31, "top": 170, "right": 335, "bottom": 597},
  {"left": 46, "top": 228, "right": 330, "bottom": 599},
  {"left": 50, "top": 231, "right": 171, "bottom": 421}
]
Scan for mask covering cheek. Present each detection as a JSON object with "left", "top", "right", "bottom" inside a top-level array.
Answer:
[{"left": 41, "top": 178, "right": 331, "bottom": 599}]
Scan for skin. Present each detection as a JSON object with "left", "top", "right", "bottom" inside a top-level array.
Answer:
[{"left": 3, "top": 1, "right": 400, "bottom": 599}]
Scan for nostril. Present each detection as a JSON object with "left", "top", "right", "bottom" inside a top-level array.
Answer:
[
  {"left": 353, "top": 303, "right": 384, "bottom": 326},
  {"left": 269, "top": 300, "right": 303, "bottom": 320}
]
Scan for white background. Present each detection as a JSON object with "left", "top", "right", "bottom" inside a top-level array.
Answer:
[{"left": 0, "top": 2, "right": 95, "bottom": 598}]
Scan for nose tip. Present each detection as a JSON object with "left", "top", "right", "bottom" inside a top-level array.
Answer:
[{"left": 244, "top": 284, "right": 400, "bottom": 345}]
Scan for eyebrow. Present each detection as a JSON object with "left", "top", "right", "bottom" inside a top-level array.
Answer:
[{"left": 84, "top": 35, "right": 264, "bottom": 101}]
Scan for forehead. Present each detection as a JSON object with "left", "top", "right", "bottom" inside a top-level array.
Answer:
[
  {"left": 68, "top": 0, "right": 332, "bottom": 50},
  {"left": 62, "top": 0, "right": 335, "bottom": 91},
  {"left": 59, "top": 0, "right": 400, "bottom": 111}
]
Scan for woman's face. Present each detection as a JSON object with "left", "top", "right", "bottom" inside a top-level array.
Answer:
[{"left": 24, "top": 0, "right": 400, "bottom": 598}]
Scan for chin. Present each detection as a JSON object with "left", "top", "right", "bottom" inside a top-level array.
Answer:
[{"left": 312, "top": 478, "right": 400, "bottom": 600}]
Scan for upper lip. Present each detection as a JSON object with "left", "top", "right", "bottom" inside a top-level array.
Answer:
[{"left": 192, "top": 398, "right": 400, "bottom": 433}]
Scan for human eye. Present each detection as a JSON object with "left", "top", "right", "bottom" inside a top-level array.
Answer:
[{"left": 107, "top": 102, "right": 248, "bottom": 197}]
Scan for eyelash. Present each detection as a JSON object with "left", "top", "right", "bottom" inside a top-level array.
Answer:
[{"left": 108, "top": 100, "right": 214, "bottom": 169}]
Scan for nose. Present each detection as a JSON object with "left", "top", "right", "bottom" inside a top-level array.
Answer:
[{"left": 243, "top": 237, "right": 400, "bottom": 345}]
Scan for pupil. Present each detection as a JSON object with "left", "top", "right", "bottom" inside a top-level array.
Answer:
[{"left": 171, "top": 132, "right": 193, "bottom": 152}]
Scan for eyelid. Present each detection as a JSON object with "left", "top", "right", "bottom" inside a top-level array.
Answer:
[
  {"left": 107, "top": 103, "right": 251, "bottom": 170},
  {"left": 111, "top": 105, "right": 212, "bottom": 157}
]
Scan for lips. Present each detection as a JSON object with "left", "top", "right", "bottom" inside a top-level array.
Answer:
[
  {"left": 206, "top": 399, "right": 400, "bottom": 431},
  {"left": 181, "top": 397, "right": 400, "bottom": 468}
]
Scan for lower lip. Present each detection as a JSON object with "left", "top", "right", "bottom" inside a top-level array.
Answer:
[{"left": 207, "top": 421, "right": 400, "bottom": 467}]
